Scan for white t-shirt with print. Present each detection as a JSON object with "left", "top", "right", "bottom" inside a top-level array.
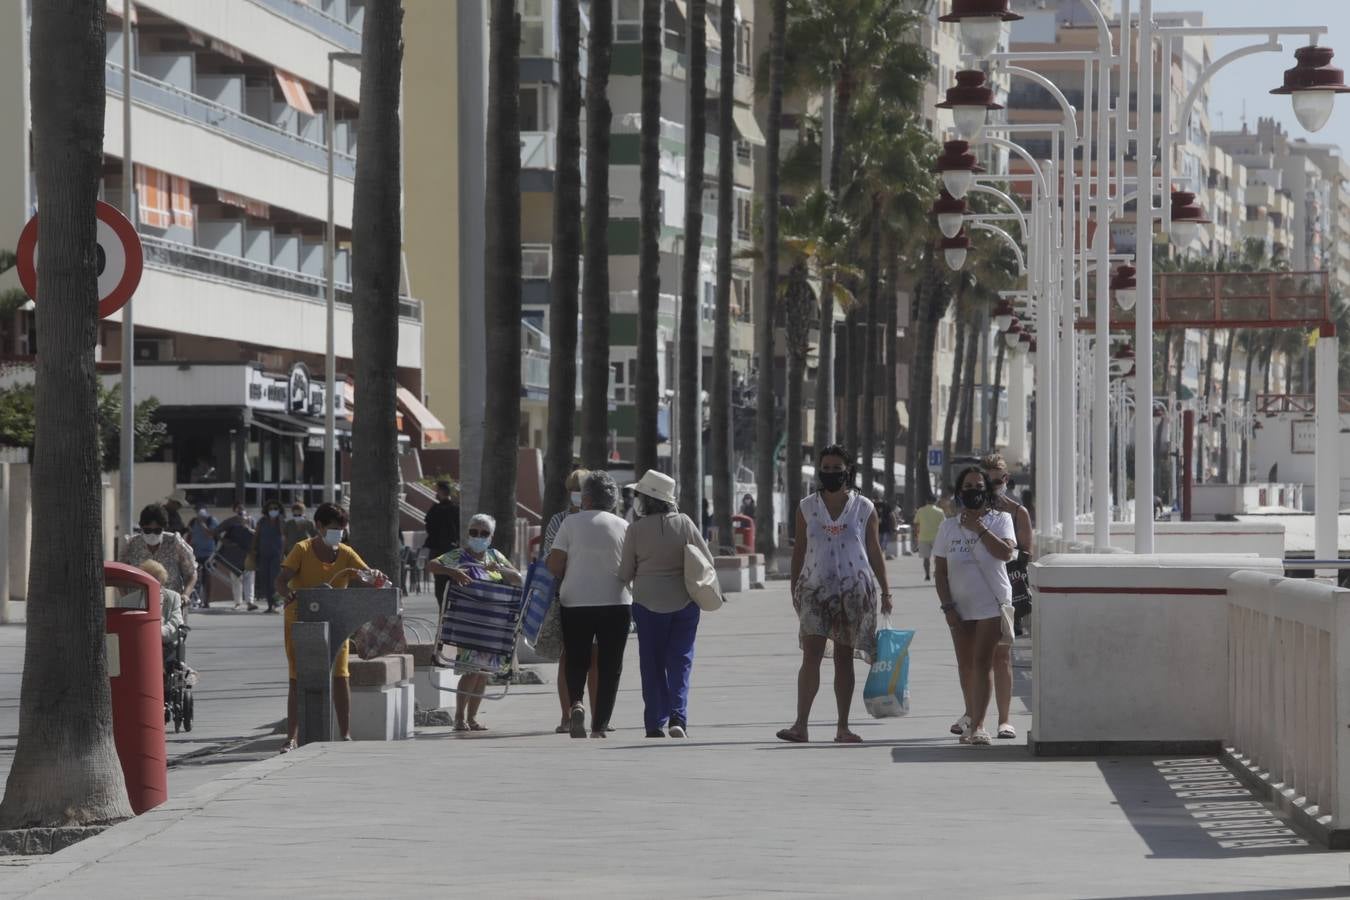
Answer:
[
  {"left": 933, "top": 510, "right": 1015, "bottom": 621},
  {"left": 552, "top": 510, "right": 633, "bottom": 608}
]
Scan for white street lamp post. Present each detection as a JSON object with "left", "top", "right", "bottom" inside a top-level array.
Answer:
[{"left": 326, "top": 52, "right": 361, "bottom": 504}]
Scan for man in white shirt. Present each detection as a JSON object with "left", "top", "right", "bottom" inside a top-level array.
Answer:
[{"left": 547, "top": 471, "right": 632, "bottom": 738}]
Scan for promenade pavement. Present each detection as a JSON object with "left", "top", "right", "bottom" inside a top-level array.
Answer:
[{"left": 4, "top": 554, "right": 1350, "bottom": 899}]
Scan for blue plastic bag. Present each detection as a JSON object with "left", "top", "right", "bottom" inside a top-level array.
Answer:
[{"left": 863, "top": 623, "right": 915, "bottom": 718}]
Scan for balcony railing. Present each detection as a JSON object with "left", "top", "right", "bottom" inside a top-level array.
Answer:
[
  {"left": 140, "top": 235, "right": 422, "bottom": 322},
  {"left": 247, "top": 0, "right": 363, "bottom": 52},
  {"left": 522, "top": 350, "right": 550, "bottom": 392},
  {"left": 521, "top": 132, "right": 556, "bottom": 170},
  {"left": 107, "top": 63, "right": 356, "bottom": 180},
  {"left": 522, "top": 244, "right": 552, "bottom": 279}
]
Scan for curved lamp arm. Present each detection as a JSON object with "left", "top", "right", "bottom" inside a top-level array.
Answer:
[
  {"left": 967, "top": 222, "right": 1027, "bottom": 278},
  {"left": 1002, "top": 65, "right": 1080, "bottom": 144},
  {"left": 966, "top": 184, "right": 1028, "bottom": 238}
]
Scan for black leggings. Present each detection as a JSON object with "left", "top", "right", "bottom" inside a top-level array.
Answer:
[{"left": 560, "top": 604, "right": 631, "bottom": 731}]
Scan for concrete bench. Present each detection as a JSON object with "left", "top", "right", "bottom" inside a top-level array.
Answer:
[
  {"left": 714, "top": 555, "right": 749, "bottom": 594},
  {"left": 347, "top": 653, "right": 415, "bottom": 741},
  {"left": 407, "top": 641, "right": 460, "bottom": 711}
]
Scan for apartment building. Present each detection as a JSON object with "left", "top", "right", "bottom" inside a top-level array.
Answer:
[
  {"left": 0, "top": 0, "right": 432, "bottom": 507},
  {"left": 1205, "top": 143, "right": 1247, "bottom": 262}
]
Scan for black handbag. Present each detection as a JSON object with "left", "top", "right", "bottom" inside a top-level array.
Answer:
[{"left": 1007, "top": 550, "right": 1032, "bottom": 635}]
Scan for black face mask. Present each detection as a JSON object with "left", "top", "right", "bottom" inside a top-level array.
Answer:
[
  {"left": 819, "top": 471, "right": 848, "bottom": 493},
  {"left": 960, "top": 488, "right": 987, "bottom": 509}
]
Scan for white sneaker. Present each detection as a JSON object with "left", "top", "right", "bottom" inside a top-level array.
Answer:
[
  {"left": 233, "top": 601, "right": 245, "bottom": 611},
  {"left": 968, "top": 727, "right": 992, "bottom": 746},
  {"left": 950, "top": 714, "right": 971, "bottom": 736}
]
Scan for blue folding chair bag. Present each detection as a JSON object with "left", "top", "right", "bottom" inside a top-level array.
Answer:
[{"left": 519, "top": 561, "right": 557, "bottom": 647}]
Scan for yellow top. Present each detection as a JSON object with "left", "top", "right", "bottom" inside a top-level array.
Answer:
[
  {"left": 280, "top": 538, "right": 369, "bottom": 680},
  {"left": 914, "top": 504, "right": 947, "bottom": 543}
]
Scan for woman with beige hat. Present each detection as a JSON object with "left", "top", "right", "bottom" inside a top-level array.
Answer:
[{"left": 618, "top": 470, "right": 712, "bottom": 738}]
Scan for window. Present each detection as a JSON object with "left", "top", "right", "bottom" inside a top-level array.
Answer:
[
  {"left": 519, "top": 84, "right": 552, "bottom": 132},
  {"left": 703, "top": 281, "right": 716, "bottom": 321},
  {"left": 616, "top": 0, "right": 642, "bottom": 42},
  {"left": 736, "top": 22, "right": 751, "bottom": 75},
  {"left": 736, "top": 139, "right": 751, "bottom": 164},
  {"left": 135, "top": 164, "right": 171, "bottom": 228},
  {"left": 736, "top": 193, "right": 752, "bottom": 241},
  {"left": 519, "top": 0, "right": 546, "bottom": 55}
]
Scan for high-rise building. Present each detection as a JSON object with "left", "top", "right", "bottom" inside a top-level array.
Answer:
[{"left": 0, "top": 0, "right": 431, "bottom": 508}]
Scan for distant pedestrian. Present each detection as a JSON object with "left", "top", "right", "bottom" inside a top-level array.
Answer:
[
  {"left": 619, "top": 471, "right": 711, "bottom": 738},
  {"left": 702, "top": 498, "right": 713, "bottom": 540},
  {"left": 283, "top": 501, "right": 318, "bottom": 556},
  {"left": 427, "top": 513, "right": 523, "bottom": 732},
  {"left": 163, "top": 497, "right": 188, "bottom": 538},
  {"left": 934, "top": 467, "right": 1016, "bottom": 746},
  {"left": 253, "top": 500, "right": 286, "bottom": 613},
  {"left": 546, "top": 472, "right": 632, "bottom": 739},
  {"left": 874, "top": 494, "right": 896, "bottom": 560},
  {"left": 187, "top": 505, "right": 219, "bottom": 608},
  {"left": 740, "top": 493, "right": 756, "bottom": 519},
  {"left": 540, "top": 468, "right": 600, "bottom": 733},
  {"left": 275, "top": 503, "right": 385, "bottom": 752},
  {"left": 913, "top": 495, "right": 947, "bottom": 581},
  {"left": 980, "top": 454, "right": 1034, "bottom": 739},
  {"left": 620, "top": 484, "right": 638, "bottom": 523},
  {"left": 777, "top": 445, "right": 892, "bottom": 744},
  {"left": 124, "top": 503, "right": 197, "bottom": 598},
  {"left": 423, "top": 481, "right": 461, "bottom": 610},
  {"left": 216, "top": 503, "right": 257, "bottom": 611}
]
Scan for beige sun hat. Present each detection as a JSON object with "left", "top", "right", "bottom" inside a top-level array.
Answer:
[{"left": 633, "top": 470, "right": 677, "bottom": 505}]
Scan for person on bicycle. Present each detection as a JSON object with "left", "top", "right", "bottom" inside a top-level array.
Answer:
[{"left": 124, "top": 504, "right": 197, "bottom": 599}]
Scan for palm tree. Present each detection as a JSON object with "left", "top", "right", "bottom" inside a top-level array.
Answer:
[
  {"left": 0, "top": 0, "right": 132, "bottom": 827},
  {"left": 941, "top": 280, "right": 967, "bottom": 470},
  {"left": 349, "top": 0, "right": 406, "bottom": 578},
  {"left": 581, "top": 0, "right": 614, "bottom": 468},
  {"left": 635, "top": 0, "right": 663, "bottom": 477},
  {"left": 859, "top": 201, "right": 881, "bottom": 496},
  {"left": 710, "top": 0, "right": 737, "bottom": 552},
  {"left": 480, "top": 0, "right": 522, "bottom": 553},
  {"left": 544, "top": 0, "right": 584, "bottom": 525},
  {"left": 904, "top": 242, "right": 953, "bottom": 513},
  {"left": 679, "top": 0, "right": 708, "bottom": 514},
  {"left": 753, "top": 0, "right": 787, "bottom": 562}
]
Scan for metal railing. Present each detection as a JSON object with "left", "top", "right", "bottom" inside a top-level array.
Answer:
[
  {"left": 107, "top": 63, "right": 357, "bottom": 180},
  {"left": 522, "top": 350, "right": 550, "bottom": 391},
  {"left": 1226, "top": 570, "right": 1350, "bottom": 834},
  {"left": 522, "top": 244, "right": 552, "bottom": 279},
  {"left": 247, "top": 0, "right": 363, "bottom": 51},
  {"left": 141, "top": 235, "right": 422, "bottom": 322},
  {"left": 521, "top": 132, "right": 556, "bottom": 170}
]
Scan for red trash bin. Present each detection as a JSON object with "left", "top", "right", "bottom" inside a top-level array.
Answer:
[
  {"left": 731, "top": 515, "right": 755, "bottom": 555},
  {"left": 104, "top": 561, "right": 168, "bottom": 815}
]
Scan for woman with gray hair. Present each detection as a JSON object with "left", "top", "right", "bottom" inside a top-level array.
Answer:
[
  {"left": 427, "top": 512, "right": 522, "bottom": 732},
  {"left": 546, "top": 471, "right": 632, "bottom": 738}
]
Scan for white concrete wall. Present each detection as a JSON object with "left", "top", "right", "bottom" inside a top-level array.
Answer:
[
  {"left": 1029, "top": 553, "right": 1285, "bottom": 748},
  {"left": 1071, "top": 521, "right": 1286, "bottom": 558}
]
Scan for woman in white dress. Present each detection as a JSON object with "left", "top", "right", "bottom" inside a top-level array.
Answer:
[
  {"left": 933, "top": 466, "right": 1017, "bottom": 745},
  {"left": 777, "top": 445, "right": 892, "bottom": 744}
]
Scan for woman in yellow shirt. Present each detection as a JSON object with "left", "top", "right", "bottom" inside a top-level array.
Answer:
[{"left": 274, "top": 502, "right": 383, "bottom": 752}]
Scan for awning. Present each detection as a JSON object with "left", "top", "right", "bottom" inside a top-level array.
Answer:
[
  {"left": 255, "top": 410, "right": 350, "bottom": 437},
  {"left": 732, "top": 106, "right": 765, "bottom": 146},
  {"left": 895, "top": 402, "right": 910, "bottom": 430},
  {"left": 396, "top": 386, "right": 449, "bottom": 445},
  {"left": 107, "top": 0, "right": 137, "bottom": 24},
  {"left": 186, "top": 28, "right": 245, "bottom": 63},
  {"left": 275, "top": 70, "right": 315, "bottom": 116},
  {"left": 216, "top": 188, "right": 270, "bottom": 219}
]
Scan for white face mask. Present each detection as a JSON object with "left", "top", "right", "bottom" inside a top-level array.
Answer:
[
  {"left": 323, "top": 529, "right": 343, "bottom": 548},
  {"left": 196, "top": 509, "right": 208, "bottom": 519},
  {"left": 143, "top": 532, "right": 163, "bottom": 547},
  {"left": 267, "top": 509, "right": 280, "bottom": 519}
]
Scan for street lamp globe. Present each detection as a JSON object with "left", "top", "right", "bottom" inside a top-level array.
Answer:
[
  {"left": 942, "top": 231, "right": 971, "bottom": 271},
  {"left": 930, "top": 189, "right": 968, "bottom": 239},
  {"left": 1110, "top": 263, "right": 1138, "bottom": 311},
  {"left": 933, "top": 140, "right": 983, "bottom": 200},
  {"left": 1271, "top": 45, "right": 1350, "bottom": 133},
  {"left": 1003, "top": 319, "right": 1023, "bottom": 348},
  {"left": 994, "top": 299, "right": 1015, "bottom": 332},
  {"left": 937, "top": 71, "right": 1003, "bottom": 143},
  {"left": 1169, "top": 191, "right": 1210, "bottom": 248},
  {"left": 939, "top": 0, "right": 1022, "bottom": 62}
]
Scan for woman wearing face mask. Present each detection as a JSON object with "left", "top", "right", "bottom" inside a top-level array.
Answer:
[
  {"left": 124, "top": 504, "right": 198, "bottom": 598},
  {"left": 427, "top": 513, "right": 523, "bottom": 732},
  {"left": 539, "top": 469, "right": 600, "bottom": 734},
  {"left": 252, "top": 500, "right": 286, "bottom": 613},
  {"left": 933, "top": 467, "right": 1017, "bottom": 746},
  {"left": 777, "top": 445, "right": 892, "bottom": 744},
  {"left": 978, "top": 454, "right": 1033, "bottom": 739},
  {"left": 274, "top": 503, "right": 384, "bottom": 751}
]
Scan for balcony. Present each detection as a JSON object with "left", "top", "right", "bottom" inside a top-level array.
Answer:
[
  {"left": 522, "top": 350, "right": 550, "bottom": 398},
  {"left": 247, "top": 0, "right": 363, "bottom": 52},
  {"left": 107, "top": 63, "right": 356, "bottom": 180}
]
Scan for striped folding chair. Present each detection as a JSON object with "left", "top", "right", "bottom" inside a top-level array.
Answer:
[{"left": 433, "top": 579, "right": 526, "bottom": 700}]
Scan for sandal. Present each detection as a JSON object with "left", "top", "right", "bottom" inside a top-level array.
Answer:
[
  {"left": 454, "top": 722, "right": 470, "bottom": 732},
  {"left": 555, "top": 723, "right": 570, "bottom": 734},
  {"left": 997, "top": 723, "right": 1017, "bottom": 740},
  {"left": 468, "top": 721, "right": 488, "bottom": 732},
  {"left": 279, "top": 740, "right": 297, "bottom": 754},
  {"left": 775, "top": 728, "right": 808, "bottom": 743},
  {"left": 833, "top": 731, "right": 863, "bottom": 744}
]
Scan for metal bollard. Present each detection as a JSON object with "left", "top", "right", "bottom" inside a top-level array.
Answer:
[{"left": 293, "top": 621, "right": 333, "bottom": 745}]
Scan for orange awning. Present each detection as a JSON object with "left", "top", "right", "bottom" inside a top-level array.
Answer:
[
  {"left": 275, "top": 70, "right": 315, "bottom": 116},
  {"left": 396, "top": 387, "right": 449, "bottom": 446}
]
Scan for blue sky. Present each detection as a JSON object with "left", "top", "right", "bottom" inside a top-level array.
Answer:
[{"left": 1153, "top": 1, "right": 1350, "bottom": 153}]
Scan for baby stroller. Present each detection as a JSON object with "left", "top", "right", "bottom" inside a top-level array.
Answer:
[{"left": 163, "top": 624, "right": 195, "bottom": 733}]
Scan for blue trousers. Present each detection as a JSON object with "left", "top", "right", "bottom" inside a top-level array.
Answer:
[{"left": 631, "top": 602, "right": 700, "bottom": 732}]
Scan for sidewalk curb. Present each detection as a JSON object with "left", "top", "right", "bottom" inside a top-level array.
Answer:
[{"left": 0, "top": 743, "right": 330, "bottom": 899}]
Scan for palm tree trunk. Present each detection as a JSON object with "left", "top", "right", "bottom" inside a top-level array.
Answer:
[
  {"left": 0, "top": 0, "right": 133, "bottom": 827},
  {"left": 710, "top": 0, "right": 735, "bottom": 553},
  {"left": 859, "top": 199, "right": 880, "bottom": 496},
  {"left": 843, "top": 309, "right": 858, "bottom": 454},
  {"left": 1199, "top": 329, "right": 1217, "bottom": 481},
  {"left": 543, "top": 0, "right": 583, "bottom": 526},
  {"left": 1218, "top": 329, "right": 1236, "bottom": 482},
  {"left": 351, "top": 0, "right": 407, "bottom": 575},
  {"left": 906, "top": 250, "right": 948, "bottom": 511},
  {"left": 580, "top": 0, "right": 613, "bottom": 468},
  {"left": 882, "top": 246, "right": 899, "bottom": 506},
  {"left": 754, "top": 0, "right": 786, "bottom": 561},
  {"left": 987, "top": 332, "right": 1005, "bottom": 451},
  {"left": 635, "top": 0, "right": 663, "bottom": 477},
  {"left": 480, "top": 0, "right": 522, "bottom": 554},
  {"left": 786, "top": 269, "right": 813, "bottom": 541},
  {"left": 812, "top": 270, "right": 835, "bottom": 454},
  {"left": 679, "top": 0, "right": 707, "bottom": 515},
  {"left": 1240, "top": 336, "right": 1257, "bottom": 483},
  {"left": 942, "top": 288, "right": 966, "bottom": 470},
  {"left": 1154, "top": 328, "right": 1174, "bottom": 503},
  {"left": 957, "top": 302, "right": 980, "bottom": 451}
]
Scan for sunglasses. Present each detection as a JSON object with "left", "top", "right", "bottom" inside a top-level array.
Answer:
[
  {"left": 142, "top": 527, "right": 163, "bottom": 535},
  {"left": 467, "top": 529, "right": 491, "bottom": 538}
]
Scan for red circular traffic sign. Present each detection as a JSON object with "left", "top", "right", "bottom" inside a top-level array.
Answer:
[{"left": 15, "top": 200, "right": 144, "bottom": 319}]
